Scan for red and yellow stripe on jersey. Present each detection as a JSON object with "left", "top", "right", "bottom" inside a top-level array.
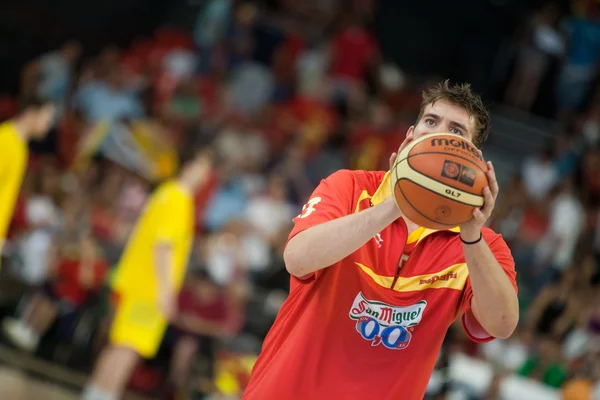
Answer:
[
  {"left": 0, "top": 121, "right": 28, "bottom": 248},
  {"left": 244, "top": 169, "right": 517, "bottom": 400}
]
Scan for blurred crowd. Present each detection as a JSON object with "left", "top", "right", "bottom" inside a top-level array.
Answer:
[{"left": 1, "top": 0, "right": 600, "bottom": 399}]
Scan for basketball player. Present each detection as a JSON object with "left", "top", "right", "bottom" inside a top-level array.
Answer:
[
  {"left": 243, "top": 81, "right": 519, "bottom": 400},
  {"left": 82, "top": 151, "right": 212, "bottom": 400},
  {"left": 0, "top": 96, "right": 54, "bottom": 256}
]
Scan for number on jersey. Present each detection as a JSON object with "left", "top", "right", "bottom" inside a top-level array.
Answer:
[{"left": 298, "top": 197, "right": 322, "bottom": 219}]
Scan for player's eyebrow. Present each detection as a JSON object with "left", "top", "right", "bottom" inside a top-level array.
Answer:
[
  {"left": 423, "top": 112, "right": 440, "bottom": 121},
  {"left": 449, "top": 120, "right": 469, "bottom": 133},
  {"left": 424, "top": 112, "right": 469, "bottom": 133}
]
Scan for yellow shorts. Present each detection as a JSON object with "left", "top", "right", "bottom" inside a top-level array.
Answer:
[{"left": 109, "top": 295, "right": 167, "bottom": 359}]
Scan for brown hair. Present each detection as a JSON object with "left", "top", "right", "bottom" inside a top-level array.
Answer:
[{"left": 416, "top": 80, "right": 490, "bottom": 148}]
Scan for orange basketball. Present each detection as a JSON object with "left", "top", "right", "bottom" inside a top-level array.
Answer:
[{"left": 391, "top": 133, "right": 489, "bottom": 230}]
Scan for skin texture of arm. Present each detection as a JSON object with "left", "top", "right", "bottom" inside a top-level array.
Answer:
[{"left": 284, "top": 196, "right": 400, "bottom": 277}]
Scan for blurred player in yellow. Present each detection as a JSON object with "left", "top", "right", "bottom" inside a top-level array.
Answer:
[
  {"left": 82, "top": 151, "right": 213, "bottom": 400},
  {"left": 0, "top": 96, "right": 54, "bottom": 256}
]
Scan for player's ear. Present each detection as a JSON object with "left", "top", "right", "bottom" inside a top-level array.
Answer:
[{"left": 406, "top": 126, "right": 414, "bottom": 138}]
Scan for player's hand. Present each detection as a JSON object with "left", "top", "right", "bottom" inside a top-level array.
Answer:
[
  {"left": 459, "top": 159, "right": 498, "bottom": 241},
  {"left": 389, "top": 132, "right": 414, "bottom": 171},
  {"left": 158, "top": 290, "right": 178, "bottom": 321}
]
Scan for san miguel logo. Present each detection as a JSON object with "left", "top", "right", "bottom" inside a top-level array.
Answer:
[
  {"left": 431, "top": 138, "right": 483, "bottom": 162},
  {"left": 349, "top": 292, "right": 427, "bottom": 350}
]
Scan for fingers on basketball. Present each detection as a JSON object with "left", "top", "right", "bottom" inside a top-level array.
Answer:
[
  {"left": 389, "top": 135, "right": 414, "bottom": 170},
  {"left": 389, "top": 152, "right": 397, "bottom": 170}
]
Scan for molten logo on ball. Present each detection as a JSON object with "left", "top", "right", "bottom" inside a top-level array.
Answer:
[{"left": 430, "top": 137, "right": 483, "bottom": 161}]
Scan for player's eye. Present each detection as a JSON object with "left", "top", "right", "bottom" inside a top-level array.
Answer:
[
  {"left": 449, "top": 128, "right": 463, "bottom": 135},
  {"left": 425, "top": 118, "right": 435, "bottom": 126}
]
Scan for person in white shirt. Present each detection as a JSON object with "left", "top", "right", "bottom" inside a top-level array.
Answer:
[{"left": 534, "top": 179, "right": 585, "bottom": 293}]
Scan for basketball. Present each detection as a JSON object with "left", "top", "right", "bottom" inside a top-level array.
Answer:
[{"left": 391, "top": 133, "right": 489, "bottom": 230}]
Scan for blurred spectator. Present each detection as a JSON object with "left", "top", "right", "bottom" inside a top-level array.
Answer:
[
  {"left": 522, "top": 145, "right": 559, "bottom": 201},
  {"left": 3, "top": 234, "right": 107, "bottom": 351},
  {"left": 504, "top": 3, "right": 565, "bottom": 112},
  {"left": 21, "top": 41, "right": 82, "bottom": 118},
  {"left": 517, "top": 337, "right": 567, "bottom": 388},
  {"left": 328, "top": 13, "right": 380, "bottom": 102},
  {"left": 561, "top": 348, "right": 600, "bottom": 400},
  {"left": 562, "top": 285, "right": 600, "bottom": 362},
  {"left": 204, "top": 230, "right": 245, "bottom": 286},
  {"left": 16, "top": 159, "right": 63, "bottom": 287},
  {"left": 349, "top": 100, "right": 407, "bottom": 171},
  {"left": 534, "top": 179, "right": 585, "bottom": 291},
  {"left": 244, "top": 174, "right": 295, "bottom": 247},
  {"left": 166, "top": 268, "right": 246, "bottom": 399},
  {"left": 481, "top": 328, "right": 532, "bottom": 372},
  {"left": 193, "top": 0, "right": 234, "bottom": 71},
  {"left": 556, "top": 13, "right": 600, "bottom": 119},
  {"left": 73, "top": 68, "right": 144, "bottom": 123},
  {"left": 526, "top": 268, "right": 583, "bottom": 342}
]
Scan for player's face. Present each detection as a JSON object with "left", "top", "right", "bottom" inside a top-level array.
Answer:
[
  {"left": 407, "top": 99, "right": 477, "bottom": 143},
  {"left": 32, "top": 105, "right": 55, "bottom": 138}
]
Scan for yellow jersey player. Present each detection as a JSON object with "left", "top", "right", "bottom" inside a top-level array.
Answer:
[
  {"left": 83, "top": 151, "right": 213, "bottom": 400},
  {"left": 0, "top": 96, "right": 54, "bottom": 256}
]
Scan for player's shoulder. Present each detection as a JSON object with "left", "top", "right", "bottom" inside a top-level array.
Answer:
[
  {"left": 0, "top": 121, "right": 18, "bottom": 140},
  {"left": 152, "top": 180, "right": 184, "bottom": 202},
  {"left": 325, "top": 169, "right": 386, "bottom": 190},
  {"left": 481, "top": 226, "right": 510, "bottom": 247}
]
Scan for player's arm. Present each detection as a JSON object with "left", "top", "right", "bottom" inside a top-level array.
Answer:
[
  {"left": 154, "top": 241, "right": 177, "bottom": 317},
  {"left": 286, "top": 138, "right": 413, "bottom": 278},
  {"left": 285, "top": 172, "right": 400, "bottom": 278},
  {"left": 461, "top": 236, "right": 519, "bottom": 339},
  {"left": 154, "top": 242, "right": 175, "bottom": 291},
  {"left": 459, "top": 161, "right": 519, "bottom": 339},
  {"left": 152, "top": 189, "right": 184, "bottom": 318}
]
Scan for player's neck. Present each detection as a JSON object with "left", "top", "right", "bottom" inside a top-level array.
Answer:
[
  {"left": 11, "top": 117, "right": 32, "bottom": 142},
  {"left": 177, "top": 178, "right": 194, "bottom": 195}
]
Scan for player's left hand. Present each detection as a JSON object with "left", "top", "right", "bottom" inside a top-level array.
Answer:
[{"left": 459, "top": 160, "right": 498, "bottom": 241}]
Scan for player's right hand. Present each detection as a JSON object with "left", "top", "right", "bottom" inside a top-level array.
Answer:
[{"left": 389, "top": 132, "right": 414, "bottom": 171}]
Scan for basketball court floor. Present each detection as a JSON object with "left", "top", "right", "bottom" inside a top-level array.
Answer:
[
  {"left": 0, "top": 344, "right": 150, "bottom": 400},
  {"left": 0, "top": 366, "right": 77, "bottom": 400}
]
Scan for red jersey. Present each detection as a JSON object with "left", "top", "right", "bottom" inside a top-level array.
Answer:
[{"left": 243, "top": 170, "right": 517, "bottom": 400}]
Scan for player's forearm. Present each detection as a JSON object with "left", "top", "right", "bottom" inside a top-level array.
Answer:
[
  {"left": 284, "top": 197, "right": 400, "bottom": 277},
  {"left": 462, "top": 237, "right": 519, "bottom": 339},
  {"left": 154, "top": 243, "right": 174, "bottom": 295}
]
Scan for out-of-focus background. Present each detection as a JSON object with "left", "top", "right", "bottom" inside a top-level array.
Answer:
[{"left": 0, "top": 0, "right": 599, "bottom": 399}]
